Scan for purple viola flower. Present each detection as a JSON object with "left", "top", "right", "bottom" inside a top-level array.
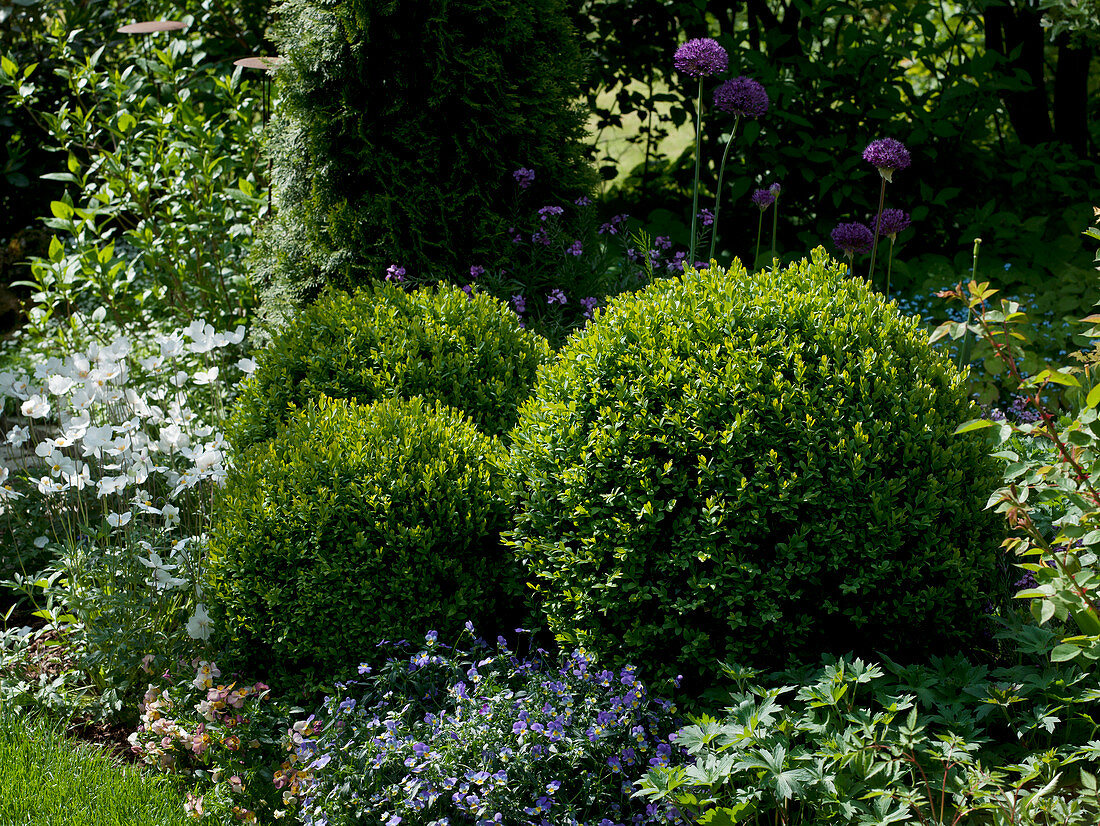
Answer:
[
  {"left": 461, "top": 284, "right": 473, "bottom": 297},
  {"left": 673, "top": 38, "right": 728, "bottom": 78},
  {"left": 874, "top": 207, "right": 911, "bottom": 239},
  {"left": 831, "top": 222, "right": 874, "bottom": 257},
  {"left": 698, "top": 208, "right": 714, "bottom": 227},
  {"left": 538, "top": 205, "right": 564, "bottom": 221},
  {"left": 511, "top": 294, "right": 526, "bottom": 315},
  {"left": 862, "top": 138, "right": 911, "bottom": 182},
  {"left": 713, "top": 76, "right": 769, "bottom": 119},
  {"left": 751, "top": 188, "right": 776, "bottom": 211},
  {"left": 654, "top": 235, "right": 672, "bottom": 250},
  {"left": 385, "top": 264, "right": 406, "bottom": 282},
  {"left": 566, "top": 240, "right": 583, "bottom": 257},
  {"left": 575, "top": 195, "right": 592, "bottom": 206},
  {"left": 580, "top": 296, "right": 599, "bottom": 318},
  {"left": 547, "top": 288, "right": 567, "bottom": 306},
  {"left": 513, "top": 167, "right": 535, "bottom": 189},
  {"left": 469, "top": 265, "right": 485, "bottom": 279}
]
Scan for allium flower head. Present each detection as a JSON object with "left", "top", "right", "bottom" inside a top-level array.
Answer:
[
  {"left": 862, "top": 138, "right": 911, "bottom": 182},
  {"left": 875, "top": 208, "right": 911, "bottom": 239},
  {"left": 673, "top": 38, "right": 728, "bottom": 78},
  {"left": 713, "top": 76, "right": 768, "bottom": 118},
  {"left": 769, "top": 182, "right": 781, "bottom": 197},
  {"left": 831, "top": 222, "right": 874, "bottom": 256},
  {"left": 751, "top": 188, "right": 776, "bottom": 211}
]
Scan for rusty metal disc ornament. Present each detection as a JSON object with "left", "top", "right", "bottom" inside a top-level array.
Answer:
[
  {"left": 233, "top": 56, "right": 285, "bottom": 70},
  {"left": 118, "top": 20, "right": 186, "bottom": 35}
]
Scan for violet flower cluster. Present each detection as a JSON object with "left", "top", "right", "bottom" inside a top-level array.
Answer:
[
  {"left": 831, "top": 222, "right": 874, "bottom": 256},
  {"left": 862, "top": 138, "right": 911, "bottom": 182},
  {"left": 713, "top": 76, "right": 769, "bottom": 119},
  {"left": 874, "top": 208, "right": 911, "bottom": 239},
  {"left": 673, "top": 38, "right": 728, "bottom": 78},
  {"left": 293, "top": 629, "right": 684, "bottom": 826}
]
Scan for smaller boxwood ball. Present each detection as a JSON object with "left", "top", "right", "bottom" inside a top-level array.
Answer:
[
  {"left": 227, "top": 282, "right": 552, "bottom": 453},
  {"left": 207, "top": 394, "right": 522, "bottom": 691},
  {"left": 503, "top": 248, "right": 1005, "bottom": 689}
]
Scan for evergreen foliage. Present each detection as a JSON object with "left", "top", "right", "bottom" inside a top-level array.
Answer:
[
  {"left": 256, "top": 0, "right": 598, "bottom": 311},
  {"left": 505, "top": 248, "right": 1006, "bottom": 689}
]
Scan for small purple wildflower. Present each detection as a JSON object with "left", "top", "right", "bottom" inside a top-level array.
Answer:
[
  {"left": 509, "top": 226, "right": 523, "bottom": 244},
  {"left": 654, "top": 235, "right": 672, "bottom": 250},
  {"left": 673, "top": 38, "right": 728, "bottom": 78},
  {"left": 875, "top": 207, "right": 911, "bottom": 239},
  {"left": 751, "top": 188, "right": 776, "bottom": 211},
  {"left": 539, "top": 205, "right": 564, "bottom": 221},
  {"left": 575, "top": 195, "right": 592, "bottom": 206},
  {"left": 666, "top": 251, "right": 687, "bottom": 273},
  {"left": 385, "top": 264, "right": 406, "bottom": 282},
  {"left": 566, "top": 240, "right": 583, "bottom": 257},
  {"left": 513, "top": 167, "right": 535, "bottom": 189},
  {"left": 713, "top": 76, "right": 769, "bottom": 118},
  {"left": 862, "top": 137, "right": 911, "bottom": 182},
  {"left": 580, "top": 296, "right": 599, "bottom": 318},
  {"left": 461, "top": 284, "right": 473, "bottom": 297},
  {"left": 698, "top": 208, "right": 714, "bottom": 227},
  {"left": 532, "top": 229, "right": 551, "bottom": 246},
  {"left": 469, "top": 265, "right": 485, "bottom": 279},
  {"left": 547, "top": 288, "right": 567, "bottom": 305},
  {"left": 511, "top": 294, "right": 526, "bottom": 315},
  {"left": 831, "top": 222, "right": 874, "bottom": 257}
]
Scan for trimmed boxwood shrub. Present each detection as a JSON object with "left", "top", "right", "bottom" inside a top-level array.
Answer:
[
  {"left": 504, "top": 248, "right": 1005, "bottom": 689},
  {"left": 207, "top": 394, "right": 521, "bottom": 691},
  {"left": 226, "top": 282, "right": 552, "bottom": 453},
  {"left": 254, "top": 0, "right": 597, "bottom": 306}
]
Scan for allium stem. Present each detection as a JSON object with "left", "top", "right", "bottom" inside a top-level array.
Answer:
[
  {"left": 885, "top": 236, "right": 895, "bottom": 297},
  {"left": 754, "top": 210, "right": 764, "bottom": 270},
  {"left": 770, "top": 194, "right": 779, "bottom": 271},
  {"left": 708, "top": 114, "right": 741, "bottom": 263},
  {"left": 689, "top": 77, "right": 704, "bottom": 266},
  {"left": 868, "top": 177, "right": 887, "bottom": 286}
]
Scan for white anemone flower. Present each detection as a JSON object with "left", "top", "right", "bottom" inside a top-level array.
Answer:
[
  {"left": 5, "top": 425, "right": 29, "bottom": 448},
  {"left": 236, "top": 358, "right": 257, "bottom": 375},
  {"left": 193, "top": 367, "right": 219, "bottom": 386},
  {"left": 106, "top": 511, "right": 132, "bottom": 528},
  {"left": 65, "top": 463, "right": 92, "bottom": 491},
  {"left": 21, "top": 395, "right": 51, "bottom": 419},
  {"left": 97, "top": 475, "right": 128, "bottom": 498},
  {"left": 48, "top": 374, "right": 76, "bottom": 395},
  {"left": 161, "top": 503, "right": 181, "bottom": 526},
  {"left": 186, "top": 604, "right": 213, "bottom": 641},
  {"left": 37, "top": 476, "right": 68, "bottom": 496}
]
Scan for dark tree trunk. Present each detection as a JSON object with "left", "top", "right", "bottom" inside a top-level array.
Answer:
[
  {"left": 1053, "top": 36, "right": 1094, "bottom": 158},
  {"left": 983, "top": 1, "right": 1055, "bottom": 146}
]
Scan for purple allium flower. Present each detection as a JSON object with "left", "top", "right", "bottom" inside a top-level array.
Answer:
[
  {"left": 751, "top": 188, "right": 776, "bottom": 211},
  {"left": 862, "top": 138, "right": 911, "bottom": 182},
  {"left": 567, "top": 240, "right": 583, "bottom": 256},
  {"left": 547, "top": 288, "right": 567, "bottom": 305},
  {"left": 580, "top": 296, "right": 598, "bottom": 318},
  {"left": 713, "top": 76, "right": 769, "bottom": 118},
  {"left": 769, "top": 182, "right": 781, "bottom": 197},
  {"left": 538, "top": 205, "right": 564, "bottom": 221},
  {"left": 511, "top": 294, "right": 526, "bottom": 315},
  {"left": 469, "top": 265, "right": 485, "bottom": 279},
  {"left": 673, "top": 38, "right": 728, "bottom": 78},
  {"left": 831, "top": 222, "right": 874, "bottom": 256},
  {"left": 385, "top": 264, "right": 406, "bottom": 282},
  {"left": 698, "top": 208, "right": 714, "bottom": 227},
  {"left": 513, "top": 167, "right": 535, "bottom": 189},
  {"left": 875, "top": 207, "right": 911, "bottom": 239}
]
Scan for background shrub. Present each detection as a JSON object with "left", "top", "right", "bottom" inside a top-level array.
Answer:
[
  {"left": 227, "top": 283, "right": 552, "bottom": 453},
  {"left": 255, "top": 0, "right": 598, "bottom": 309},
  {"left": 208, "top": 395, "right": 521, "bottom": 692},
  {"left": 505, "top": 248, "right": 1005, "bottom": 690}
]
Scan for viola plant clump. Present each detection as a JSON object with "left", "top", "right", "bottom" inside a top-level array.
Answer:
[
  {"left": 129, "top": 658, "right": 290, "bottom": 824},
  {"left": 0, "top": 316, "right": 253, "bottom": 719},
  {"left": 287, "top": 627, "right": 686, "bottom": 826}
]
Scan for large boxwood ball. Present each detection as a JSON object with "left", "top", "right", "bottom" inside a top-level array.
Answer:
[
  {"left": 227, "top": 283, "right": 552, "bottom": 453},
  {"left": 207, "top": 394, "right": 521, "bottom": 691},
  {"left": 504, "top": 248, "right": 1004, "bottom": 688}
]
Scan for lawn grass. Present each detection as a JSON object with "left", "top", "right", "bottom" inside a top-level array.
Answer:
[{"left": 0, "top": 709, "right": 193, "bottom": 826}]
